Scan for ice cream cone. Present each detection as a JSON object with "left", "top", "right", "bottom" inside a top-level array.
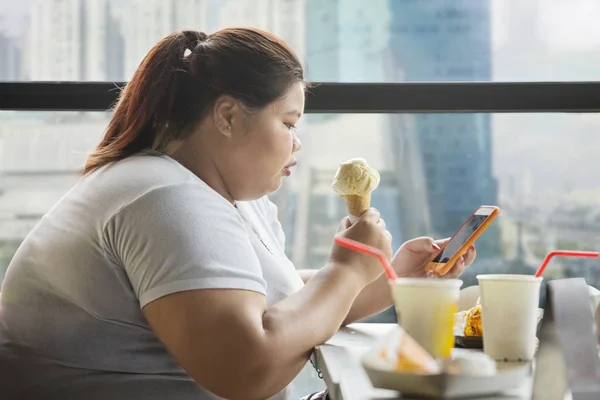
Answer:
[
  {"left": 344, "top": 193, "right": 371, "bottom": 218},
  {"left": 333, "top": 158, "right": 380, "bottom": 222}
]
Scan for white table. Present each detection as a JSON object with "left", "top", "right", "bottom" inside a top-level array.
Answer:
[{"left": 314, "top": 323, "right": 570, "bottom": 400}]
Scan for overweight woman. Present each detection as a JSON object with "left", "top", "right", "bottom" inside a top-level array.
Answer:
[{"left": 0, "top": 29, "right": 475, "bottom": 400}]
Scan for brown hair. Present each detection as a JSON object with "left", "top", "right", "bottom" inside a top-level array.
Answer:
[{"left": 84, "top": 28, "right": 305, "bottom": 174}]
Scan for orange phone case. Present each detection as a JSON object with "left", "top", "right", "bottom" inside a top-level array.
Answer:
[{"left": 425, "top": 206, "right": 500, "bottom": 275}]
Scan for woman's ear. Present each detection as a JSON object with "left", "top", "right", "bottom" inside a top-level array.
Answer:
[{"left": 212, "top": 95, "right": 238, "bottom": 138}]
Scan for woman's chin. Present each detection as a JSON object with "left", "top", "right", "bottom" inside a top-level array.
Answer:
[
  {"left": 263, "top": 177, "right": 283, "bottom": 193},
  {"left": 272, "top": 178, "right": 284, "bottom": 191}
]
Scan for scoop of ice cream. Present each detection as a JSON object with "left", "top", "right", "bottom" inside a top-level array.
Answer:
[{"left": 332, "top": 158, "right": 381, "bottom": 196}]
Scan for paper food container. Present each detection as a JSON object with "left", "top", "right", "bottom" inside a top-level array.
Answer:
[{"left": 361, "top": 326, "right": 531, "bottom": 398}]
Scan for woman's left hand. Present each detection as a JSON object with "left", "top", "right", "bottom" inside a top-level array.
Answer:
[{"left": 390, "top": 237, "right": 476, "bottom": 279}]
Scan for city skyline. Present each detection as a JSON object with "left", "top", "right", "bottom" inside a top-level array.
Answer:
[
  {"left": 3, "top": 0, "right": 600, "bottom": 80},
  {"left": 3, "top": 0, "right": 600, "bottom": 50}
]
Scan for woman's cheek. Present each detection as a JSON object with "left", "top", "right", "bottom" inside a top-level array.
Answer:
[{"left": 274, "top": 130, "right": 293, "bottom": 156}]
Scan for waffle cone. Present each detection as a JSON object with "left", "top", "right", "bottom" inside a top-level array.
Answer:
[{"left": 344, "top": 193, "right": 371, "bottom": 218}]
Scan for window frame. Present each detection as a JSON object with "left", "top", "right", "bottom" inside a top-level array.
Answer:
[{"left": 1, "top": 81, "right": 600, "bottom": 113}]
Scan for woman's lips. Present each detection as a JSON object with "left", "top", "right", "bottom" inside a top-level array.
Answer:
[{"left": 283, "top": 161, "right": 297, "bottom": 176}]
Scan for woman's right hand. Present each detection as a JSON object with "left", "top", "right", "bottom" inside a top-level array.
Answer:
[{"left": 329, "top": 208, "right": 393, "bottom": 286}]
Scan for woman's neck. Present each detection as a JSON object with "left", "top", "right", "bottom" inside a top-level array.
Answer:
[{"left": 167, "top": 141, "right": 235, "bottom": 204}]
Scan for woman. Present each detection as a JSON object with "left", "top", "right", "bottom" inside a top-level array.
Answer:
[{"left": 0, "top": 29, "right": 475, "bottom": 400}]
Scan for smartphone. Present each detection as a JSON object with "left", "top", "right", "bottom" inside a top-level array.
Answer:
[{"left": 425, "top": 205, "right": 500, "bottom": 275}]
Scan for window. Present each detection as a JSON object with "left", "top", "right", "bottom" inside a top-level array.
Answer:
[{"left": 3, "top": 111, "right": 599, "bottom": 290}]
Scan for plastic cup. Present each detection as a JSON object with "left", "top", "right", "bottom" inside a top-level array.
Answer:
[
  {"left": 477, "top": 274, "right": 542, "bottom": 361},
  {"left": 391, "top": 278, "right": 463, "bottom": 358}
]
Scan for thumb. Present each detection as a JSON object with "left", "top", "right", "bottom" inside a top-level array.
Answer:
[
  {"left": 344, "top": 217, "right": 352, "bottom": 229},
  {"left": 358, "top": 208, "right": 380, "bottom": 223},
  {"left": 405, "top": 237, "right": 441, "bottom": 253},
  {"left": 337, "top": 216, "right": 351, "bottom": 232}
]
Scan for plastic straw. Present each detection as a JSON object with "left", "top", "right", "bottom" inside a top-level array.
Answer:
[
  {"left": 334, "top": 236, "right": 397, "bottom": 281},
  {"left": 535, "top": 250, "right": 600, "bottom": 278}
]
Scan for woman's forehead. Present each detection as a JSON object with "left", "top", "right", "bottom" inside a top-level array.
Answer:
[{"left": 271, "top": 83, "right": 305, "bottom": 115}]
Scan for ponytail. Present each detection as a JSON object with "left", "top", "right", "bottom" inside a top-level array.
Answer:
[{"left": 84, "top": 31, "right": 207, "bottom": 174}]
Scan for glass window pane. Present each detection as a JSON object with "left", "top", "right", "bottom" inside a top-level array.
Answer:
[
  {"left": 3, "top": 111, "right": 600, "bottom": 290},
  {"left": 2, "top": 0, "right": 600, "bottom": 82}
]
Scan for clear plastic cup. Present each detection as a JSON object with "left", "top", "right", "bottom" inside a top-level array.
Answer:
[
  {"left": 391, "top": 278, "right": 463, "bottom": 358},
  {"left": 477, "top": 274, "right": 542, "bottom": 361}
]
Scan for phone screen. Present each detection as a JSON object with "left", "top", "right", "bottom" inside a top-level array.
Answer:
[{"left": 432, "top": 212, "right": 491, "bottom": 263}]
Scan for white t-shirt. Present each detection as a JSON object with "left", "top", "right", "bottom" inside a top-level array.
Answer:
[{"left": 0, "top": 154, "right": 305, "bottom": 400}]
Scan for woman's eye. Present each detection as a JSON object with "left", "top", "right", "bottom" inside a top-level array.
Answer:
[{"left": 285, "top": 123, "right": 297, "bottom": 132}]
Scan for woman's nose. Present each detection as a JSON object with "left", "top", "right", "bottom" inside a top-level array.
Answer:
[{"left": 293, "top": 135, "right": 302, "bottom": 153}]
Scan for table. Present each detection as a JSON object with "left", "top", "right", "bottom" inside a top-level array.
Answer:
[{"left": 314, "top": 323, "right": 571, "bottom": 400}]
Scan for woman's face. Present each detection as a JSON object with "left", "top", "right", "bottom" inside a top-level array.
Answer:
[{"left": 217, "top": 82, "right": 305, "bottom": 201}]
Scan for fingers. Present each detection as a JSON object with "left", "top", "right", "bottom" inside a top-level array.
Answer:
[
  {"left": 463, "top": 245, "right": 477, "bottom": 266},
  {"left": 447, "top": 257, "right": 466, "bottom": 278},
  {"left": 336, "top": 216, "right": 355, "bottom": 233},
  {"left": 358, "top": 208, "right": 380, "bottom": 224},
  {"left": 436, "top": 237, "right": 451, "bottom": 246},
  {"left": 402, "top": 237, "right": 440, "bottom": 253},
  {"left": 348, "top": 215, "right": 359, "bottom": 225},
  {"left": 445, "top": 246, "right": 477, "bottom": 278},
  {"left": 343, "top": 216, "right": 352, "bottom": 229}
]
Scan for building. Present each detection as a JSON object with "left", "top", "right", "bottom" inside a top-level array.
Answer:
[
  {"left": 118, "top": 0, "right": 305, "bottom": 80},
  {"left": 210, "top": 0, "right": 305, "bottom": 60},
  {"left": 388, "top": 0, "right": 500, "bottom": 256},
  {"left": 119, "top": 0, "right": 181, "bottom": 79},
  {"left": 118, "top": 0, "right": 207, "bottom": 79},
  {"left": 0, "top": 32, "right": 21, "bottom": 80},
  {"left": 106, "top": 4, "right": 124, "bottom": 82},
  {"left": 27, "top": 0, "right": 116, "bottom": 81},
  {"left": 28, "top": 0, "right": 84, "bottom": 80},
  {"left": 305, "top": 0, "right": 390, "bottom": 82}
]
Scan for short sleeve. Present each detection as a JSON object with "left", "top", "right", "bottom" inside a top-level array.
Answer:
[
  {"left": 264, "top": 197, "right": 286, "bottom": 249},
  {"left": 103, "top": 183, "right": 267, "bottom": 308}
]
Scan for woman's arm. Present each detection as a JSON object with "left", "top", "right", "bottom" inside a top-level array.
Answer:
[
  {"left": 299, "top": 269, "right": 392, "bottom": 325},
  {"left": 143, "top": 263, "right": 364, "bottom": 400},
  {"left": 299, "top": 238, "right": 477, "bottom": 326},
  {"left": 141, "top": 209, "right": 390, "bottom": 400},
  {"left": 298, "top": 269, "right": 315, "bottom": 284}
]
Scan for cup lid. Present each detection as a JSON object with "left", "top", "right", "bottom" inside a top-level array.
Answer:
[
  {"left": 393, "top": 277, "right": 463, "bottom": 288},
  {"left": 477, "top": 274, "right": 543, "bottom": 282}
]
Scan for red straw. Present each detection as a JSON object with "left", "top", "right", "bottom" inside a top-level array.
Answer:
[
  {"left": 535, "top": 250, "right": 600, "bottom": 278},
  {"left": 334, "top": 236, "right": 398, "bottom": 281}
]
